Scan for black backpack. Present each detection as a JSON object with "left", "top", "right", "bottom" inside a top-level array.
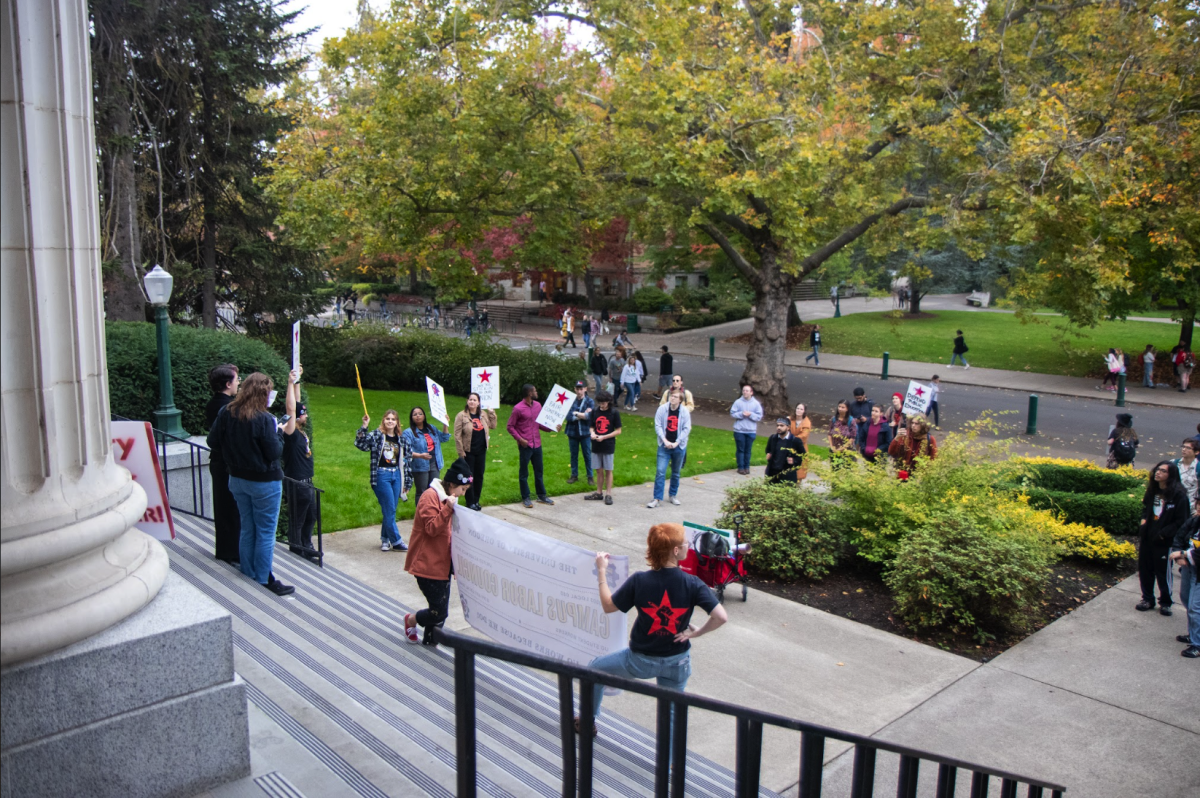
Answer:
[
  {"left": 695, "top": 531, "right": 730, "bottom": 559},
  {"left": 1112, "top": 437, "right": 1137, "bottom": 464}
]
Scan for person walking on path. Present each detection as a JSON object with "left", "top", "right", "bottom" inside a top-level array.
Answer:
[
  {"left": 586, "top": 390, "right": 622, "bottom": 505},
  {"left": 621, "top": 354, "right": 641, "bottom": 412},
  {"left": 281, "top": 369, "right": 318, "bottom": 561},
  {"left": 659, "top": 374, "right": 695, "bottom": 411},
  {"left": 507, "top": 384, "right": 556, "bottom": 509},
  {"left": 206, "top": 371, "right": 294, "bottom": 596},
  {"left": 805, "top": 325, "right": 821, "bottom": 365},
  {"left": 829, "top": 284, "right": 838, "bottom": 308},
  {"left": 539, "top": 279, "right": 547, "bottom": 303},
  {"left": 1174, "top": 343, "right": 1194, "bottom": 392},
  {"left": 607, "top": 347, "right": 627, "bottom": 409},
  {"left": 857, "top": 405, "right": 894, "bottom": 465},
  {"left": 1141, "top": 345, "right": 1157, "bottom": 389},
  {"left": 765, "top": 418, "right": 805, "bottom": 484},
  {"left": 563, "top": 381, "right": 596, "bottom": 487},
  {"left": 578, "top": 524, "right": 728, "bottom": 738},
  {"left": 402, "top": 458, "right": 474, "bottom": 646},
  {"left": 828, "top": 401, "right": 858, "bottom": 465},
  {"left": 563, "top": 309, "right": 577, "bottom": 348},
  {"left": 205, "top": 363, "right": 241, "bottom": 564},
  {"left": 730, "top": 384, "right": 763, "bottom": 475},
  {"left": 356, "top": 408, "right": 413, "bottom": 552},
  {"left": 888, "top": 415, "right": 937, "bottom": 475},
  {"left": 1106, "top": 413, "right": 1139, "bottom": 469},
  {"left": 648, "top": 390, "right": 690, "bottom": 508},
  {"left": 655, "top": 346, "right": 674, "bottom": 400},
  {"left": 1100, "top": 348, "right": 1122, "bottom": 392},
  {"left": 928, "top": 375, "right": 942, "bottom": 427},
  {"left": 633, "top": 349, "right": 649, "bottom": 408},
  {"left": 849, "top": 387, "right": 873, "bottom": 429},
  {"left": 790, "top": 403, "right": 812, "bottom": 480},
  {"left": 1136, "top": 461, "right": 1189, "bottom": 616},
  {"left": 1167, "top": 508, "right": 1200, "bottom": 658},
  {"left": 590, "top": 347, "right": 609, "bottom": 394},
  {"left": 590, "top": 316, "right": 601, "bottom": 347},
  {"left": 403, "top": 407, "right": 453, "bottom": 500},
  {"left": 453, "top": 393, "right": 496, "bottom": 511},
  {"left": 582, "top": 314, "right": 592, "bottom": 350},
  {"left": 949, "top": 329, "right": 970, "bottom": 368}
]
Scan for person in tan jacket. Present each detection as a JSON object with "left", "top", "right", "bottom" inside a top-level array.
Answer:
[
  {"left": 453, "top": 392, "right": 497, "bottom": 511},
  {"left": 403, "top": 458, "right": 473, "bottom": 646}
]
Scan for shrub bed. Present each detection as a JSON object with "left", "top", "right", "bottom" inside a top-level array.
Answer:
[
  {"left": 1000, "top": 461, "right": 1144, "bottom": 537},
  {"left": 715, "top": 480, "right": 847, "bottom": 580}
]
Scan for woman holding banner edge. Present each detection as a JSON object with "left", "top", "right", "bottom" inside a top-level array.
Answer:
[{"left": 454, "top": 392, "right": 496, "bottom": 511}]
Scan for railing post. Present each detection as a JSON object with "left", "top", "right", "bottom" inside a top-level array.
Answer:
[
  {"left": 798, "top": 732, "right": 825, "bottom": 798},
  {"left": 1115, "top": 373, "right": 1126, "bottom": 407},
  {"left": 1027, "top": 787, "right": 1044, "bottom": 798},
  {"left": 970, "top": 771, "right": 990, "bottom": 797},
  {"left": 1024, "top": 394, "right": 1039, "bottom": 436},
  {"left": 557, "top": 674, "right": 576, "bottom": 798},
  {"left": 881, "top": 352, "right": 889, "bottom": 380},
  {"left": 453, "top": 649, "right": 477, "bottom": 797},
  {"left": 999, "top": 779, "right": 1018, "bottom": 798},
  {"left": 734, "top": 717, "right": 763, "bottom": 798},
  {"left": 709, "top": 336, "right": 715, "bottom": 361},
  {"left": 936, "top": 764, "right": 957, "bottom": 798},
  {"left": 897, "top": 755, "right": 919, "bottom": 798},
  {"left": 578, "top": 679, "right": 595, "bottom": 798},
  {"left": 655, "top": 698, "right": 672, "bottom": 797},
  {"left": 849, "top": 745, "right": 877, "bottom": 798},
  {"left": 315, "top": 488, "right": 324, "bottom": 567},
  {"left": 670, "top": 703, "right": 688, "bottom": 798}
]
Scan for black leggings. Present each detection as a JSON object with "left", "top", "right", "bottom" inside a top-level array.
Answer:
[
  {"left": 415, "top": 577, "right": 451, "bottom": 645},
  {"left": 464, "top": 448, "right": 487, "bottom": 506},
  {"left": 1138, "top": 541, "right": 1172, "bottom": 606}
]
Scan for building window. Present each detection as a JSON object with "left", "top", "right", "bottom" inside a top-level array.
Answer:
[
  {"left": 674, "top": 275, "right": 688, "bottom": 289},
  {"left": 698, "top": 274, "right": 710, "bottom": 288}
]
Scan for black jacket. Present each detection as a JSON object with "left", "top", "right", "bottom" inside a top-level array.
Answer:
[
  {"left": 810, "top": 329, "right": 821, "bottom": 347},
  {"left": 1140, "top": 485, "right": 1190, "bottom": 549},
  {"left": 207, "top": 410, "right": 283, "bottom": 482},
  {"left": 849, "top": 398, "right": 874, "bottom": 425},
  {"left": 765, "top": 433, "right": 805, "bottom": 481},
  {"left": 953, "top": 335, "right": 968, "bottom": 354},
  {"left": 1174, "top": 513, "right": 1200, "bottom": 553},
  {"left": 591, "top": 351, "right": 608, "bottom": 376}
]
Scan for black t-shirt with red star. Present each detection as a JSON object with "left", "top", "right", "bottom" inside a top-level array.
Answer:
[
  {"left": 469, "top": 411, "right": 488, "bottom": 451},
  {"left": 611, "top": 567, "right": 719, "bottom": 657},
  {"left": 590, "top": 407, "right": 621, "bottom": 455}
]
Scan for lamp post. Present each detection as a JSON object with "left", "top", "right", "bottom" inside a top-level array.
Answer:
[{"left": 144, "top": 265, "right": 187, "bottom": 439}]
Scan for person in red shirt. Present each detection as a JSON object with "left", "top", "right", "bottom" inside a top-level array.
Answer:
[
  {"left": 506, "top": 384, "right": 556, "bottom": 508},
  {"left": 403, "top": 458, "right": 473, "bottom": 646}
]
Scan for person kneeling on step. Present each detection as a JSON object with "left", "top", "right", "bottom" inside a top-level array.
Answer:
[{"left": 404, "top": 459, "right": 473, "bottom": 646}]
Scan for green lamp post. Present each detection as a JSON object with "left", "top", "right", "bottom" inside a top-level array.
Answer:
[{"left": 144, "top": 265, "right": 187, "bottom": 440}]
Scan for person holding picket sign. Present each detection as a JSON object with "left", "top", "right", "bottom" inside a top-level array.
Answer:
[
  {"left": 404, "top": 406, "right": 453, "bottom": 501},
  {"left": 454, "top": 393, "right": 496, "bottom": 511},
  {"left": 355, "top": 409, "right": 413, "bottom": 552}
]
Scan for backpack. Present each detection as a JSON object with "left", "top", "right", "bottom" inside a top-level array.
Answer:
[
  {"left": 695, "top": 531, "right": 730, "bottom": 559},
  {"left": 1185, "top": 352, "right": 1196, "bottom": 369},
  {"left": 1112, "top": 437, "right": 1137, "bottom": 464}
]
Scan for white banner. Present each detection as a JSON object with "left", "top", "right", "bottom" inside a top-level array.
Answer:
[
  {"left": 111, "top": 421, "right": 175, "bottom": 540},
  {"left": 902, "top": 379, "right": 933, "bottom": 417},
  {"left": 535, "top": 383, "right": 573, "bottom": 430},
  {"left": 452, "top": 511, "right": 629, "bottom": 666},
  {"left": 426, "top": 376, "right": 450, "bottom": 425},
  {"left": 292, "top": 321, "right": 301, "bottom": 377},
  {"left": 470, "top": 365, "right": 501, "bottom": 410}
]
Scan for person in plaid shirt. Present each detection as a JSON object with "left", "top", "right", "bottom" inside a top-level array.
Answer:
[{"left": 356, "top": 409, "right": 414, "bottom": 551}]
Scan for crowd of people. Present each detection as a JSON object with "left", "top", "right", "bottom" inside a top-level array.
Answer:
[{"left": 1103, "top": 341, "right": 1194, "bottom": 393}]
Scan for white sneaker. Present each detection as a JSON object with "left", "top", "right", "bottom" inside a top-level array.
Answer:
[
  {"left": 964, "top": 364, "right": 970, "bottom": 369},
  {"left": 381, "top": 541, "right": 392, "bottom": 552},
  {"left": 647, "top": 499, "right": 659, "bottom": 508},
  {"left": 669, "top": 496, "right": 681, "bottom": 505}
]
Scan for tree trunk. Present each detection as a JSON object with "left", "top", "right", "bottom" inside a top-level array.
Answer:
[
  {"left": 409, "top": 264, "right": 418, "bottom": 293},
  {"left": 201, "top": 212, "right": 217, "bottom": 328},
  {"left": 1179, "top": 303, "right": 1195, "bottom": 349},
  {"left": 740, "top": 246, "right": 796, "bottom": 418},
  {"left": 583, "top": 268, "right": 597, "bottom": 308},
  {"left": 908, "top": 291, "right": 924, "bottom": 315}
]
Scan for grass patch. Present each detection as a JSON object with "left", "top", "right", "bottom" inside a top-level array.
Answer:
[
  {"left": 814, "top": 311, "right": 1182, "bottom": 377},
  {"left": 308, "top": 384, "right": 813, "bottom": 532}
]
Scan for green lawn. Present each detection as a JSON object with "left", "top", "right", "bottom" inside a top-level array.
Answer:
[
  {"left": 308, "top": 385, "right": 802, "bottom": 532},
  {"left": 816, "top": 311, "right": 1186, "bottom": 377}
]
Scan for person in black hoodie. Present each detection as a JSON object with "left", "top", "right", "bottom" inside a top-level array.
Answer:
[
  {"left": 1136, "top": 461, "right": 1189, "bottom": 615},
  {"left": 764, "top": 418, "right": 805, "bottom": 484},
  {"left": 205, "top": 363, "right": 241, "bottom": 563},
  {"left": 848, "top": 388, "right": 874, "bottom": 429},
  {"left": 207, "top": 371, "right": 295, "bottom": 596}
]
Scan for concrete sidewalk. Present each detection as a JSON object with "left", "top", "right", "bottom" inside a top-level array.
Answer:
[{"left": 323, "top": 469, "right": 1196, "bottom": 796}]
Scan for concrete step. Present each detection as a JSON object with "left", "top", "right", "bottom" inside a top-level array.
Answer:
[{"left": 167, "top": 515, "right": 773, "bottom": 797}]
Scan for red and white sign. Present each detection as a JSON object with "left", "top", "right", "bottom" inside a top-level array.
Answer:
[
  {"left": 111, "top": 420, "right": 175, "bottom": 540},
  {"left": 535, "top": 383, "right": 573, "bottom": 429},
  {"left": 902, "top": 379, "right": 933, "bottom": 417},
  {"left": 426, "top": 376, "right": 450, "bottom": 425},
  {"left": 470, "top": 365, "right": 500, "bottom": 410}
]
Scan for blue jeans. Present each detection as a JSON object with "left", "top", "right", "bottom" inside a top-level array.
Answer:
[
  {"left": 583, "top": 333, "right": 591, "bottom": 348},
  {"left": 568, "top": 435, "right": 594, "bottom": 479},
  {"left": 633, "top": 381, "right": 642, "bottom": 406},
  {"left": 733, "top": 432, "right": 756, "bottom": 470},
  {"left": 654, "top": 445, "right": 685, "bottom": 500},
  {"left": 805, "top": 344, "right": 820, "bottom": 364},
  {"left": 1143, "top": 369, "right": 1155, "bottom": 388},
  {"left": 1182, "top": 561, "right": 1199, "bottom": 646},
  {"left": 950, "top": 352, "right": 969, "bottom": 367},
  {"left": 228, "top": 476, "right": 282, "bottom": 585},
  {"left": 623, "top": 381, "right": 638, "bottom": 408},
  {"left": 587, "top": 648, "right": 691, "bottom": 719},
  {"left": 372, "top": 468, "right": 404, "bottom": 545}
]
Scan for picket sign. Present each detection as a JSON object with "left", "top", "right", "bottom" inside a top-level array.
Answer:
[
  {"left": 470, "top": 366, "right": 501, "bottom": 410},
  {"left": 535, "top": 384, "right": 573, "bottom": 429},
  {"left": 902, "top": 379, "right": 933, "bottom": 417},
  {"left": 426, "top": 376, "right": 450, "bottom": 425},
  {"left": 111, "top": 420, "right": 175, "bottom": 540}
]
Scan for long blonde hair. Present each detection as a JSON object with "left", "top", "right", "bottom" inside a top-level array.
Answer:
[
  {"left": 377, "top": 408, "right": 400, "bottom": 435},
  {"left": 228, "top": 373, "right": 273, "bottom": 420}
]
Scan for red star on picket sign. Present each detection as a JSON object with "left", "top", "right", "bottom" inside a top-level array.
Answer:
[
  {"left": 555, "top": 391, "right": 569, "bottom": 404},
  {"left": 477, "top": 370, "right": 492, "bottom": 383},
  {"left": 642, "top": 591, "right": 688, "bottom": 635},
  {"left": 914, "top": 386, "right": 925, "bottom": 397}
]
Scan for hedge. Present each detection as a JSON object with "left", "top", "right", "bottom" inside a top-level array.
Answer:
[
  {"left": 1001, "top": 463, "right": 1144, "bottom": 537},
  {"left": 106, "top": 322, "right": 293, "bottom": 434}
]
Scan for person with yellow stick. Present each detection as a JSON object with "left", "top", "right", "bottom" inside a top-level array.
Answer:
[{"left": 352, "top": 364, "right": 414, "bottom": 552}]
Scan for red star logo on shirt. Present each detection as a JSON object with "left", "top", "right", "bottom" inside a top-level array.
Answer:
[
  {"left": 641, "top": 590, "right": 688, "bottom": 636},
  {"left": 477, "top": 370, "right": 492, "bottom": 383},
  {"left": 555, "top": 391, "right": 569, "bottom": 404}
]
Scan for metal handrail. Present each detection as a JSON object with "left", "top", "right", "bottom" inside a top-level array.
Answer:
[{"left": 433, "top": 627, "right": 1066, "bottom": 798}]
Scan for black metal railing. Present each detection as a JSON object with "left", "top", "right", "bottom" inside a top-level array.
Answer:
[
  {"left": 433, "top": 628, "right": 1066, "bottom": 798},
  {"left": 111, "top": 414, "right": 324, "bottom": 565}
]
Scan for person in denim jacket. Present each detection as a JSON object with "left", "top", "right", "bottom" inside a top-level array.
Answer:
[{"left": 402, "top": 406, "right": 453, "bottom": 500}]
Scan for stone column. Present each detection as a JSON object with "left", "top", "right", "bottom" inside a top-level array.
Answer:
[{"left": 0, "top": 0, "right": 169, "bottom": 667}]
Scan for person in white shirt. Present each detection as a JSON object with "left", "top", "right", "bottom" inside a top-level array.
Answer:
[
  {"left": 1142, "top": 345, "right": 1157, "bottom": 389},
  {"left": 928, "top": 375, "right": 941, "bottom": 427}
]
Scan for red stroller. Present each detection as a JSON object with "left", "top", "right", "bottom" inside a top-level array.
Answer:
[{"left": 681, "top": 519, "right": 748, "bottom": 604}]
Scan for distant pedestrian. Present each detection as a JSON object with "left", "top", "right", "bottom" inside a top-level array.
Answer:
[
  {"left": 586, "top": 390, "right": 622, "bottom": 506},
  {"left": 205, "top": 363, "right": 241, "bottom": 564},
  {"left": 949, "top": 329, "right": 969, "bottom": 368},
  {"left": 656, "top": 346, "right": 674, "bottom": 399},
  {"left": 764, "top": 418, "right": 805, "bottom": 484},
  {"left": 730, "top": 384, "right": 763, "bottom": 475},
  {"left": 659, "top": 374, "right": 696, "bottom": 411},
  {"left": 539, "top": 279, "right": 547, "bottom": 302},
  {"left": 856, "top": 405, "right": 893, "bottom": 465},
  {"left": 613, "top": 329, "right": 633, "bottom": 350},
  {"left": 1167, "top": 508, "right": 1200, "bottom": 658},
  {"left": 1136, "top": 461, "right": 1188, "bottom": 616},
  {"left": 928, "top": 375, "right": 941, "bottom": 426},
  {"left": 790, "top": 403, "right": 812, "bottom": 481},
  {"left": 827, "top": 400, "right": 858, "bottom": 466},
  {"left": 563, "top": 309, "right": 577, "bottom": 348},
  {"left": 1174, "top": 342, "right": 1194, "bottom": 392},
  {"left": 1107, "top": 413, "right": 1139, "bottom": 469},
  {"left": 563, "top": 381, "right": 596, "bottom": 487},
  {"left": 805, "top": 325, "right": 821, "bottom": 365},
  {"left": 888, "top": 415, "right": 937, "bottom": 474},
  {"left": 849, "top": 387, "right": 873, "bottom": 428},
  {"left": 402, "top": 458, "right": 473, "bottom": 646},
  {"left": 648, "top": 390, "right": 690, "bottom": 507},
  {"left": 633, "top": 349, "right": 649, "bottom": 407},
  {"left": 590, "top": 315, "right": 601, "bottom": 344},
  {"left": 480, "top": 309, "right": 489, "bottom": 332},
  {"left": 582, "top": 314, "right": 592, "bottom": 349},
  {"left": 1100, "top": 348, "right": 1121, "bottom": 392},
  {"left": 453, "top": 393, "right": 496, "bottom": 512},
  {"left": 590, "top": 347, "right": 609, "bottom": 393},
  {"left": 620, "top": 355, "right": 641, "bottom": 411},
  {"left": 507, "top": 384, "right": 555, "bottom": 508},
  {"left": 1141, "top": 345, "right": 1157, "bottom": 388},
  {"left": 345, "top": 295, "right": 357, "bottom": 324},
  {"left": 404, "top": 407, "right": 453, "bottom": 500},
  {"left": 355, "top": 408, "right": 412, "bottom": 552},
  {"left": 607, "top": 346, "right": 627, "bottom": 408},
  {"left": 830, "top": 284, "right": 838, "bottom": 307}
]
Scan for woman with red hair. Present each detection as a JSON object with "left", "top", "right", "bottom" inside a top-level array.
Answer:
[{"left": 579, "top": 523, "right": 729, "bottom": 736}]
